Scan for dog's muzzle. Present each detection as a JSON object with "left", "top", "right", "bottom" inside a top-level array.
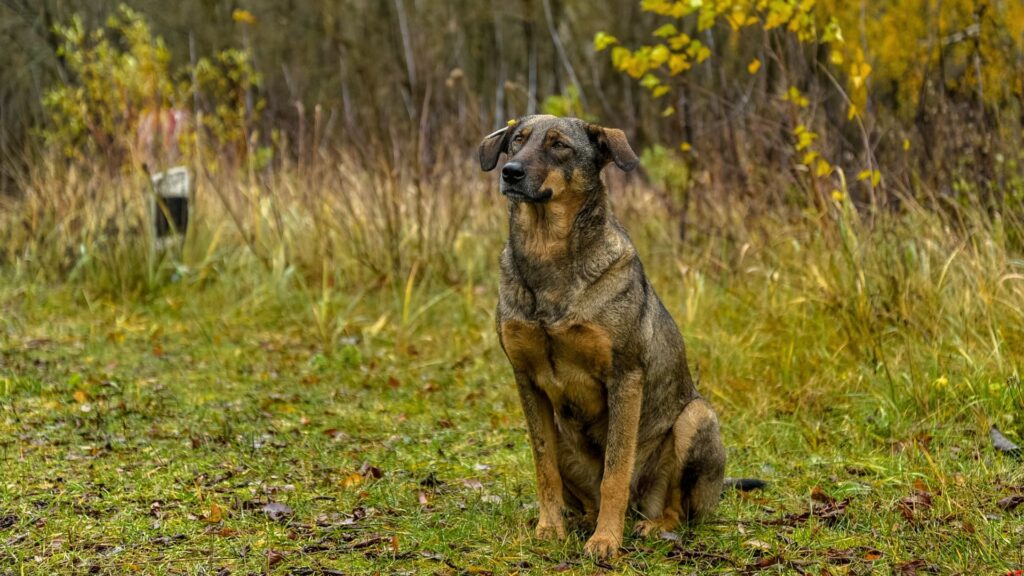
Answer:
[{"left": 501, "top": 161, "right": 553, "bottom": 203}]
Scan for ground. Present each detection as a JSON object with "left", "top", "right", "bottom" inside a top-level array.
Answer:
[{"left": 1, "top": 233, "right": 1023, "bottom": 575}]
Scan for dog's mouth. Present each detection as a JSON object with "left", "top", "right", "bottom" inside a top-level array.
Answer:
[{"left": 502, "top": 187, "right": 553, "bottom": 204}]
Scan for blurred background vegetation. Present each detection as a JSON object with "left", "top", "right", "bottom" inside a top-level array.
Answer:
[{"left": 1, "top": 0, "right": 1023, "bottom": 289}]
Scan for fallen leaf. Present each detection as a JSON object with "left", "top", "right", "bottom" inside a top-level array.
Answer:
[
  {"left": 261, "top": 502, "right": 294, "bottom": 522},
  {"left": 897, "top": 491, "right": 933, "bottom": 522},
  {"left": 417, "top": 491, "right": 430, "bottom": 506},
  {"left": 810, "top": 486, "right": 835, "bottom": 504},
  {"left": 341, "top": 473, "right": 363, "bottom": 488},
  {"left": 743, "top": 539, "right": 772, "bottom": 552},
  {"left": 266, "top": 549, "right": 284, "bottom": 567},
  {"left": 461, "top": 478, "right": 484, "bottom": 490},
  {"left": 73, "top": 390, "right": 88, "bottom": 404},
  {"left": 359, "top": 461, "right": 383, "bottom": 479},
  {"left": 322, "top": 428, "right": 347, "bottom": 440},
  {"left": 895, "top": 559, "right": 939, "bottom": 575},
  {"left": 996, "top": 495, "right": 1024, "bottom": 512},
  {"left": 203, "top": 503, "right": 224, "bottom": 523},
  {"left": 991, "top": 426, "right": 1021, "bottom": 457}
]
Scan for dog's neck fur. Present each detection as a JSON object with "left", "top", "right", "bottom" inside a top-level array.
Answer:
[{"left": 506, "top": 180, "right": 630, "bottom": 298}]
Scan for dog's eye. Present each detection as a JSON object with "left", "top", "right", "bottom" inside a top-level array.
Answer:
[
  {"left": 551, "top": 141, "right": 568, "bottom": 150},
  {"left": 512, "top": 133, "right": 524, "bottom": 143}
]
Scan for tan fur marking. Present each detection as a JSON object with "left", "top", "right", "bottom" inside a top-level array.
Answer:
[
  {"left": 551, "top": 322, "right": 613, "bottom": 373},
  {"left": 586, "top": 371, "right": 643, "bottom": 557},
  {"left": 500, "top": 319, "right": 547, "bottom": 373},
  {"left": 513, "top": 168, "right": 587, "bottom": 261},
  {"left": 674, "top": 399, "right": 715, "bottom": 462}
]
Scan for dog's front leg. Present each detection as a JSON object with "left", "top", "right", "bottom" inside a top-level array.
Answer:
[
  {"left": 585, "top": 371, "right": 643, "bottom": 559},
  {"left": 514, "top": 372, "right": 566, "bottom": 540}
]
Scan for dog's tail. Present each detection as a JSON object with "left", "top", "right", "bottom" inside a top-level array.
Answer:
[{"left": 724, "top": 477, "right": 767, "bottom": 491}]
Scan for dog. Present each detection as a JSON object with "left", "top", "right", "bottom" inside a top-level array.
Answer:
[{"left": 479, "top": 115, "right": 727, "bottom": 559}]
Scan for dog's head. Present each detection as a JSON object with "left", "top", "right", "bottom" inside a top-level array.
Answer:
[{"left": 478, "top": 115, "right": 638, "bottom": 204}]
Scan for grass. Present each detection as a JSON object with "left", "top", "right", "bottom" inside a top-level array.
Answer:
[{"left": 1, "top": 164, "right": 1024, "bottom": 575}]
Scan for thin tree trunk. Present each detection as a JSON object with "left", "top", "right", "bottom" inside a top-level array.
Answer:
[
  {"left": 541, "top": 0, "right": 587, "bottom": 109},
  {"left": 492, "top": 0, "right": 507, "bottom": 127},
  {"left": 524, "top": 0, "right": 538, "bottom": 115}
]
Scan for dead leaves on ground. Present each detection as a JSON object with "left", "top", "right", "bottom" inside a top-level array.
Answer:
[{"left": 765, "top": 486, "right": 849, "bottom": 527}]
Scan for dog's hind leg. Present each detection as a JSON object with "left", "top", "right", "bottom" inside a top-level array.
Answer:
[
  {"left": 637, "top": 398, "right": 724, "bottom": 534},
  {"left": 635, "top": 434, "right": 683, "bottom": 536},
  {"left": 677, "top": 399, "right": 726, "bottom": 521}
]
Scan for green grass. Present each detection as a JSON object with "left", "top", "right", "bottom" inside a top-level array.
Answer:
[{"left": 2, "top": 188, "right": 1024, "bottom": 574}]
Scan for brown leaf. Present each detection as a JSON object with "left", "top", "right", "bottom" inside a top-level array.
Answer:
[
  {"left": 814, "top": 498, "right": 850, "bottom": 525},
  {"left": 745, "top": 555, "right": 783, "bottom": 571},
  {"left": 552, "top": 562, "right": 572, "bottom": 572},
  {"left": 897, "top": 491, "right": 933, "bottom": 522},
  {"left": 895, "top": 559, "right": 939, "bottom": 575},
  {"left": 417, "top": 491, "right": 430, "bottom": 506},
  {"left": 996, "top": 495, "right": 1024, "bottom": 512},
  {"left": 461, "top": 478, "right": 484, "bottom": 490},
  {"left": 810, "top": 486, "right": 835, "bottom": 504},
  {"left": 203, "top": 503, "right": 224, "bottom": 523},
  {"left": 265, "top": 549, "right": 284, "bottom": 567}
]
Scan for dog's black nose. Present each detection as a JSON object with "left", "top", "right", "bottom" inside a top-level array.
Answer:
[{"left": 502, "top": 162, "right": 526, "bottom": 183}]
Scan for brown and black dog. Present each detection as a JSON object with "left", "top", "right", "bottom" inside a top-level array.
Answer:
[{"left": 480, "top": 115, "right": 727, "bottom": 559}]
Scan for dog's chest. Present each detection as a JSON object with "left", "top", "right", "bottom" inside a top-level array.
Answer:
[{"left": 500, "top": 318, "right": 611, "bottom": 418}]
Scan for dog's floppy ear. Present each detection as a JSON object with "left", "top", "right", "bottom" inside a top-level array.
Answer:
[
  {"left": 588, "top": 124, "right": 639, "bottom": 172},
  {"left": 479, "top": 125, "right": 512, "bottom": 172}
]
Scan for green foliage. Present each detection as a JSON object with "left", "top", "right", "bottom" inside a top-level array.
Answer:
[
  {"left": 41, "top": 4, "right": 266, "bottom": 171},
  {"left": 540, "top": 85, "right": 594, "bottom": 121},
  {"left": 42, "top": 6, "right": 180, "bottom": 164},
  {"left": 191, "top": 48, "right": 265, "bottom": 162}
]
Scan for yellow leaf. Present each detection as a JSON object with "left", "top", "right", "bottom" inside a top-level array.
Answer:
[
  {"left": 668, "top": 54, "right": 690, "bottom": 75},
  {"left": 747, "top": 59, "right": 761, "bottom": 74},
  {"left": 903, "top": 138, "right": 911, "bottom": 151},
  {"left": 661, "top": 106, "right": 675, "bottom": 117},
  {"left": 652, "top": 85, "right": 670, "bottom": 98},
  {"left": 680, "top": 142, "right": 692, "bottom": 152},
  {"left": 653, "top": 23, "right": 678, "bottom": 38},
  {"left": 815, "top": 159, "right": 833, "bottom": 177},
  {"left": 594, "top": 32, "right": 618, "bottom": 51},
  {"left": 73, "top": 390, "right": 88, "bottom": 404},
  {"left": 650, "top": 44, "right": 670, "bottom": 66},
  {"left": 831, "top": 189, "right": 845, "bottom": 202},
  {"left": 341, "top": 473, "right": 363, "bottom": 488},
  {"left": 232, "top": 9, "right": 256, "bottom": 25}
]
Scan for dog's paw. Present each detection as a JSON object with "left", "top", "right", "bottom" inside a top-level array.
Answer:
[
  {"left": 633, "top": 516, "right": 679, "bottom": 538},
  {"left": 535, "top": 521, "right": 566, "bottom": 541},
  {"left": 583, "top": 532, "right": 621, "bottom": 560}
]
